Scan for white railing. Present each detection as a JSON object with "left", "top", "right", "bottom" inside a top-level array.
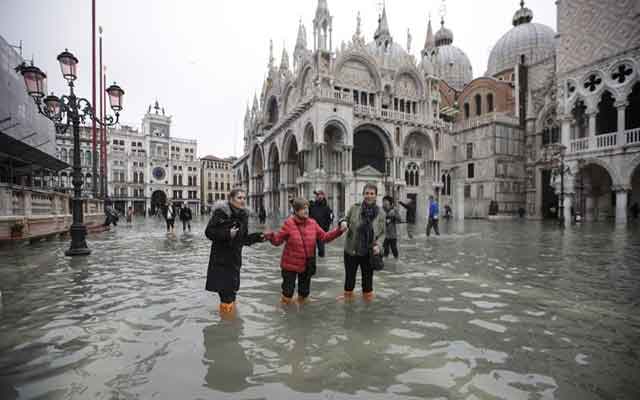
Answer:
[
  {"left": 570, "top": 137, "right": 589, "bottom": 153},
  {"left": 596, "top": 132, "right": 617, "bottom": 149},
  {"left": 626, "top": 128, "right": 640, "bottom": 145},
  {"left": 354, "top": 104, "right": 425, "bottom": 123}
]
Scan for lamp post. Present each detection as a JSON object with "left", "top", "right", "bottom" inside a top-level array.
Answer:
[
  {"left": 18, "top": 49, "right": 124, "bottom": 256},
  {"left": 546, "top": 144, "right": 572, "bottom": 228}
]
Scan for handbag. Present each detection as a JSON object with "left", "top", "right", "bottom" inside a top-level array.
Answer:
[
  {"left": 296, "top": 223, "right": 317, "bottom": 276},
  {"left": 369, "top": 249, "right": 384, "bottom": 271}
]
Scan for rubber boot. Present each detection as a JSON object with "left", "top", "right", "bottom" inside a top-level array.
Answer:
[
  {"left": 296, "top": 295, "right": 308, "bottom": 305},
  {"left": 363, "top": 291, "right": 375, "bottom": 302},
  {"left": 338, "top": 290, "right": 355, "bottom": 301},
  {"left": 280, "top": 295, "right": 294, "bottom": 305},
  {"left": 219, "top": 302, "right": 235, "bottom": 319}
]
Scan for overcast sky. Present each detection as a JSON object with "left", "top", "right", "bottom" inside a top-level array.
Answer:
[{"left": 1, "top": 0, "right": 556, "bottom": 158}]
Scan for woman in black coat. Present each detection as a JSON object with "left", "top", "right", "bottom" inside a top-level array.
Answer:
[{"left": 205, "top": 189, "right": 264, "bottom": 316}]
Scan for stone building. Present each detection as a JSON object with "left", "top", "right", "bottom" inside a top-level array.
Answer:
[
  {"left": 143, "top": 101, "right": 201, "bottom": 216},
  {"left": 234, "top": 0, "right": 640, "bottom": 223},
  {"left": 200, "top": 155, "right": 235, "bottom": 211},
  {"left": 234, "top": 2, "right": 450, "bottom": 220}
]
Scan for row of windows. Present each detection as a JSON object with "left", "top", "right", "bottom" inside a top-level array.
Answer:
[
  {"left": 203, "top": 161, "right": 231, "bottom": 170},
  {"left": 463, "top": 93, "right": 495, "bottom": 120},
  {"left": 172, "top": 175, "right": 198, "bottom": 186},
  {"left": 207, "top": 193, "right": 227, "bottom": 203},
  {"left": 207, "top": 182, "right": 232, "bottom": 191}
]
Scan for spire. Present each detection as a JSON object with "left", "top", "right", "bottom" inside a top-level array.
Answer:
[
  {"left": 352, "top": 11, "right": 365, "bottom": 46},
  {"left": 252, "top": 93, "right": 259, "bottom": 113},
  {"left": 268, "top": 39, "right": 274, "bottom": 69},
  {"left": 374, "top": 5, "right": 393, "bottom": 47},
  {"left": 424, "top": 15, "right": 435, "bottom": 49},
  {"left": 315, "top": 0, "right": 330, "bottom": 21},
  {"left": 407, "top": 28, "right": 412, "bottom": 52},
  {"left": 295, "top": 19, "right": 307, "bottom": 50},
  {"left": 280, "top": 45, "right": 290, "bottom": 71}
]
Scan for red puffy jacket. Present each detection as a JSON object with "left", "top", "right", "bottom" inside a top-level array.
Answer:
[{"left": 266, "top": 216, "right": 343, "bottom": 273}]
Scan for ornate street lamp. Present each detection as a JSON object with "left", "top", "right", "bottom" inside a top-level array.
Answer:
[
  {"left": 544, "top": 143, "right": 573, "bottom": 228},
  {"left": 18, "top": 49, "right": 124, "bottom": 256}
]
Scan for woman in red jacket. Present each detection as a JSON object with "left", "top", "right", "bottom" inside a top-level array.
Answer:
[{"left": 265, "top": 197, "right": 347, "bottom": 304}]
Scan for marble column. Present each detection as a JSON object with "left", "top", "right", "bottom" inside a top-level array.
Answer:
[
  {"left": 587, "top": 110, "right": 597, "bottom": 149},
  {"left": 616, "top": 101, "right": 627, "bottom": 146},
  {"left": 614, "top": 186, "right": 629, "bottom": 224},
  {"left": 455, "top": 180, "right": 465, "bottom": 221},
  {"left": 535, "top": 167, "right": 543, "bottom": 219},
  {"left": 563, "top": 194, "right": 574, "bottom": 226}
]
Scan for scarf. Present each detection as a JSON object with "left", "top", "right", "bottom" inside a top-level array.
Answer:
[{"left": 357, "top": 201, "right": 379, "bottom": 256}]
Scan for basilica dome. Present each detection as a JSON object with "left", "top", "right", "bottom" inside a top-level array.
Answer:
[
  {"left": 486, "top": 2, "right": 556, "bottom": 76},
  {"left": 423, "top": 20, "right": 473, "bottom": 91}
]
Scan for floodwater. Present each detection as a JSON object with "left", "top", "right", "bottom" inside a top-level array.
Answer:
[{"left": 0, "top": 217, "right": 639, "bottom": 400}]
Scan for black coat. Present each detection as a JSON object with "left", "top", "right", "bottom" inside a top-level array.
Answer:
[
  {"left": 399, "top": 201, "right": 416, "bottom": 224},
  {"left": 180, "top": 207, "right": 192, "bottom": 221},
  {"left": 309, "top": 199, "right": 333, "bottom": 230},
  {"left": 205, "top": 202, "right": 262, "bottom": 293}
]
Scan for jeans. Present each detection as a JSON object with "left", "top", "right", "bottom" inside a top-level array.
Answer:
[
  {"left": 344, "top": 253, "right": 374, "bottom": 293},
  {"left": 427, "top": 218, "right": 440, "bottom": 236},
  {"left": 316, "top": 240, "right": 326, "bottom": 257},
  {"left": 383, "top": 238, "right": 398, "bottom": 258},
  {"left": 182, "top": 220, "right": 191, "bottom": 231},
  {"left": 218, "top": 290, "right": 236, "bottom": 304},
  {"left": 281, "top": 269, "right": 312, "bottom": 298}
]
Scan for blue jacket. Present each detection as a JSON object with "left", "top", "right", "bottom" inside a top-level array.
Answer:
[{"left": 429, "top": 201, "right": 439, "bottom": 219}]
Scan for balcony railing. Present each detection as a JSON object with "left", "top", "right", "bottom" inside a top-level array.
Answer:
[
  {"left": 353, "top": 104, "right": 425, "bottom": 123},
  {"left": 569, "top": 128, "right": 640, "bottom": 153}
]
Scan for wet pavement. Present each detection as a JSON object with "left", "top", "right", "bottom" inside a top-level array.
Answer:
[{"left": 0, "top": 217, "right": 639, "bottom": 399}]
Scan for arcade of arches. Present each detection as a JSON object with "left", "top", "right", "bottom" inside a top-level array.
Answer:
[{"left": 240, "top": 123, "right": 445, "bottom": 219}]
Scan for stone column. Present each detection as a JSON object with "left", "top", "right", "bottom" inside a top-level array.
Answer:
[
  {"left": 587, "top": 109, "right": 597, "bottom": 149},
  {"left": 563, "top": 194, "right": 574, "bottom": 226},
  {"left": 455, "top": 180, "right": 464, "bottom": 221},
  {"left": 0, "top": 186, "right": 11, "bottom": 216},
  {"left": 616, "top": 101, "right": 627, "bottom": 146},
  {"left": 343, "top": 146, "right": 353, "bottom": 176},
  {"left": 535, "top": 167, "right": 543, "bottom": 219},
  {"left": 614, "top": 186, "right": 629, "bottom": 224}
]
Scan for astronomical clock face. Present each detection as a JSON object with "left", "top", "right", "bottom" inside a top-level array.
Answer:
[
  {"left": 152, "top": 166, "right": 166, "bottom": 180},
  {"left": 150, "top": 123, "right": 168, "bottom": 137}
]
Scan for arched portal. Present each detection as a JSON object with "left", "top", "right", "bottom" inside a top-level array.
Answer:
[
  {"left": 284, "top": 134, "right": 300, "bottom": 203},
  {"left": 151, "top": 190, "right": 167, "bottom": 216},
  {"left": 268, "top": 144, "right": 280, "bottom": 216},
  {"left": 575, "top": 163, "right": 614, "bottom": 222},
  {"left": 252, "top": 147, "right": 265, "bottom": 213},
  {"left": 352, "top": 125, "right": 390, "bottom": 173},
  {"left": 323, "top": 121, "right": 347, "bottom": 216}
]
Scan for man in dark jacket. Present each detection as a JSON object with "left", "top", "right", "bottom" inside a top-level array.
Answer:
[
  {"left": 309, "top": 189, "right": 333, "bottom": 257},
  {"left": 205, "top": 189, "right": 265, "bottom": 316},
  {"left": 399, "top": 198, "right": 416, "bottom": 238},
  {"left": 180, "top": 205, "right": 193, "bottom": 232}
]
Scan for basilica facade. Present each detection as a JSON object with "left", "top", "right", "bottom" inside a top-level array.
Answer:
[{"left": 233, "top": 0, "right": 640, "bottom": 223}]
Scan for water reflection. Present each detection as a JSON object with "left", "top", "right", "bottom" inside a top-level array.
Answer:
[{"left": 203, "top": 319, "right": 252, "bottom": 393}]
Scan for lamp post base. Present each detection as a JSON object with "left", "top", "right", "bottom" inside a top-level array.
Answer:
[{"left": 65, "top": 224, "right": 91, "bottom": 256}]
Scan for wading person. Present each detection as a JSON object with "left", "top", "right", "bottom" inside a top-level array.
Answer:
[
  {"left": 180, "top": 205, "right": 193, "bottom": 232},
  {"left": 165, "top": 202, "right": 176, "bottom": 233},
  {"left": 427, "top": 195, "right": 440, "bottom": 237},
  {"left": 258, "top": 205, "right": 267, "bottom": 224},
  {"left": 382, "top": 196, "right": 400, "bottom": 259},
  {"left": 265, "top": 197, "right": 346, "bottom": 305},
  {"left": 126, "top": 206, "right": 134, "bottom": 225},
  {"left": 342, "top": 183, "right": 385, "bottom": 301},
  {"left": 205, "top": 189, "right": 265, "bottom": 316},
  {"left": 399, "top": 197, "right": 416, "bottom": 239},
  {"left": 309, "top": 189, "right": 334, "bottom": 258}
]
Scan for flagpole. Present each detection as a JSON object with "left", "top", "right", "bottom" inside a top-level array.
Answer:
[{"left": 91, "top": 0, "right": 98, "bottom": 198}]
